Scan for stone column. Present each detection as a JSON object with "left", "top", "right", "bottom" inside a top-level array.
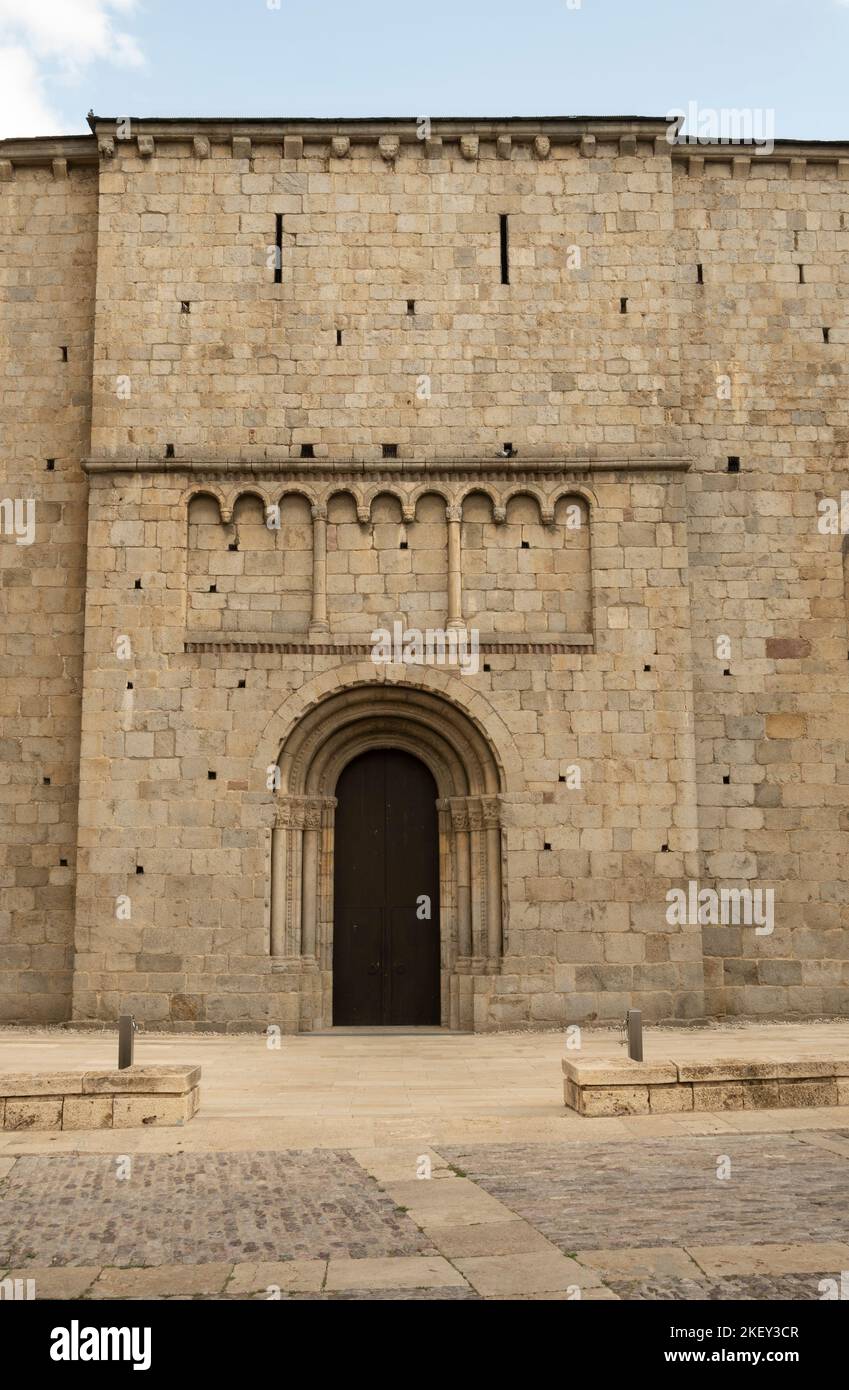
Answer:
[
  {"left": 483, "top": 796, "right": 503, "bottom": 963},
  {"left": 270, "top": 824, "right": 288, "bottom": 957},
  {"left": 446, "top": 504, "right": 464, "bottom": 631},
  {"left": 450, "top": 799, "right": 473, "bottom": 957},
  {"left": 309, "top": 503, "right": 329, "bottom": 637},
  {"left": 300, "top": 799, "right": 323, "bottom": 959}
]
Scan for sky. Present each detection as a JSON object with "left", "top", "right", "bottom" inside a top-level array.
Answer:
[{"left": 1, "top": 0, "right": 848, "bottom": 142}]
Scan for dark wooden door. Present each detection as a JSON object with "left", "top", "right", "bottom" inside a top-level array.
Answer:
[{"left": 333, "top": 749, "right": 440, "bottom": 1026}]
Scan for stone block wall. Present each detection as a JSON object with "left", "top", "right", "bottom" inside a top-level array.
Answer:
[
  {"left": 0, "top": 155, "right": 96, "bottom": 1021},
  {"left": 1, "top": 117, "right": 848, "bottom": 1028},
  {"left": 675, "top": 156, "right": 849, "bottom": 1018}
]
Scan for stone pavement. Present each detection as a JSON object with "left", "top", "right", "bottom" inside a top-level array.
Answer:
[
  {"left": 1, "top": 1133, "right": 848, "bottom": 1301},
  {"left": 2, "top": 1021, "right": 848, "bottom": 1155},
  {"left": 1, "top": 1024, "right": 848, "bottom": 1300}
]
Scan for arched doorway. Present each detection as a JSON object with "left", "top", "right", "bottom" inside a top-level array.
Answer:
[
  {"left": 333, "top": 749, "right": 440, "bottom": 1025},
  {"left": 267, "top": 683, "right": 507, "bottom": 1031}
]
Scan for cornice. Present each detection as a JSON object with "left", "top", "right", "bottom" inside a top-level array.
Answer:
[{"left": 82, "top": 454, "right": 692, "bottom": 478}]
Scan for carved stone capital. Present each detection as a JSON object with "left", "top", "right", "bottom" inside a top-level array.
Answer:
[
  {"left": 311, "top": 504, "right": 327, "bottom": 522},
  {"left": 275, "top": 795, "right": 336, "bottom": 830},
  {"left": 446, "top": 505, "right": 462, "bottom": 524},
  {"left": 492, "top": 505, "right": 506, "bottom": 524}
]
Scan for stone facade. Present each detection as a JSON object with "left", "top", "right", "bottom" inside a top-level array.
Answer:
[{"left": 1, "top": 116, "right": 847, "bottom": 1030}]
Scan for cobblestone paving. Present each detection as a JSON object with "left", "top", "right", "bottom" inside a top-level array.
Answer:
[
  {"left": 606, "top": 1275, "right": 831, "bottom": 1301},
  {"left": 438, "top": 1136, "right": 849, "bottom": 1250},
  {"left": 0, "top": 1152, "right": 432, "bottom": 1268}
]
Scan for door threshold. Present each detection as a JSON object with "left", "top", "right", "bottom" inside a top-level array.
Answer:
[{"left": 309, "top": 1026, "right": 471, "bottom": 1036}]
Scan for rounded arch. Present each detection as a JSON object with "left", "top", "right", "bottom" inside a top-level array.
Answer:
[
  {"left": 185, "top": 486, "right": 225, "bottom": 522},
  {"left": 230, "top": 486, "right": 272, "bottom": 517},
  {"left": 271, "top": 485, "right": 316, "bottom": 510},
  {"left": 551, "top": 482, "right": 597, "bottom": 512},
  {"left": 362, "top": 485, "right": 406, "bottom": 519},
  {"left": 408, "top": 482, "right": 452, "bottom": 513},
  {"left": 502, "top": 485, "right": 548, "bottom": 519},
  {"left": 323, "top": 484, "right": 364, "bottom": 513},
  {"left": 457, "top": 485, "right": 498, "bottom": 516},
  {"left": 275, "top": 683, "right": 504, "bottom": 799}
]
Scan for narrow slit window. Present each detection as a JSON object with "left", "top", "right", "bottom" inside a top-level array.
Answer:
[
  {"left": 823, "top": 327, "right": 831, "bottom": 344},
  {"left": 336, "top": 329, "right": 342, "bottom": 346},
  {"left": 620, "top": 297, "right": 628, "bottom": 314},
  {"left": 798, "top": 264, "right": 805, "bottom": 284},
  {"left": 499, "top": 214, "right": 509, "bottom": 285},
  {"left": 696, "top": 264, "right": 704, "bottom": 284},
  {"left": 274, "top": 213, "right": 283, "bottom": 284}
]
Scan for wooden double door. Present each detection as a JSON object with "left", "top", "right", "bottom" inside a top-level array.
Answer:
[{"left": 333, "top": 749, "right": 440, "bottom": 1026}]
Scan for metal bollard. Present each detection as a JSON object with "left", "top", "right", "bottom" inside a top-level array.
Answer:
[
  {"left": 118, "top": 1014, "right": 137, "bottom": 1070},
  {"left": 626, "top": 1008, "right": 643, "bottom": 1062}
]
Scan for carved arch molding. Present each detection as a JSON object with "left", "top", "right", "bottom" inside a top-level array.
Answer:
[{"left": 269, "top": 685, "right": 506, "bottom": 1030}]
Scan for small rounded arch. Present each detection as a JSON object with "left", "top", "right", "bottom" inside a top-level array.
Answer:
[
  {"left": 458, "top": 487, "right": 498, "bottom": 521},
  {"left": 271, "top": 485, "right": 316, "bottom": 511},
  {"left": 363, "top": 487, "right": 405, "bottom": 522},
  {"left": 551, "top": 482, "right": 597, "bottom": 514},
  {"left": 185, "top": 486, "right": 225, "bottom": 523},
  {"left": 408, "top": 482, "right": 452, "bottom": 514},
  {"left": 230, "top": 486, "right": 272, "bottom": 519},
  {"left": 323, "top": 484, "right": 363, "bottom": 513},
  {"left": 502, "top": 486, "right": 548, "bottom": 523}
]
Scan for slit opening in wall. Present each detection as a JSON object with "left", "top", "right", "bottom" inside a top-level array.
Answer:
[
  {"left": 798, "top": 264, "right": 805, "bottom": 284},
  {"left": 180, "top": 301, "right": 191, "bottom": 314},
  {"left": 620, "top": 297, "right": 628, "bottom": 314},
  {"left": 134, "top": 579, "right": 142, "bottom": 589},
  {"left": 46, "top": 459, "right": 55, "bottom": 470},
  {"left": 823, "top": 327, "right": 831, "bottom": 343},
  {"left": 499, "top": 213, "right": 509, "bottom": 285},
  {"left": 407, "top": 299, "right": 416, "bottom": 315},
  {"left": 300, "top": 444, "right": 315, "bottom": 458},
  {"left": 60, "top": 346, "right": 68, "bottom": 362},
  {"left": 165, "top": 443, "right": 175, "bottom": 458},
  {"left": 238, "top": 679, "right": 246, "bottom": 688},
  {"left": 382, "top": 443, "right": 398, "bottom": 459},
  {"left": 336, "top": 329, "right": 343, "bottom": 345},
  {"left": 696, "top": 264, "right": 704, "bottom": 284},
  {"left": 274, "top": 213, "right": 283, "bottom": 284},
  {"left": 727, "top": 456, "right": 741, "bottom": 473}
]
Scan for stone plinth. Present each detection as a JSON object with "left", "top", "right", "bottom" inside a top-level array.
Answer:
[
  {"left": 563, "top": 1057, "right": 849, "bottom": 1117},
  {"left": 0, "top": 1066, "right": 201, "bottom": 1130}
]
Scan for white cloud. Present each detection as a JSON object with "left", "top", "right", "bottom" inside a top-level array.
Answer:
[
  {"left": 0, "top": 44, "right": 60, "bottom": 136},
  {"left": 0, "top": 0, "right": 143, "bottom": 138}
]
